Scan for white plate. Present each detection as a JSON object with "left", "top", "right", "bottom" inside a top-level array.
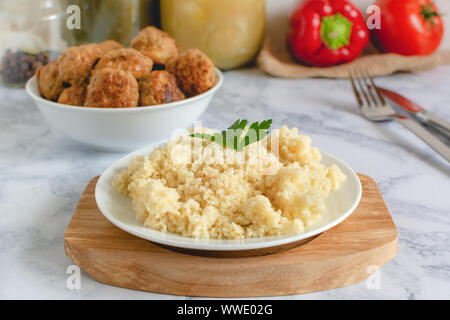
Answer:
[{"left": 95, "top": 144, "right": 362, "bottom": 251}]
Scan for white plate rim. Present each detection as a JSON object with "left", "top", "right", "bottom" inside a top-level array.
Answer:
[{"left": 95, "top": 144, "right": 362, "bottom": 251}]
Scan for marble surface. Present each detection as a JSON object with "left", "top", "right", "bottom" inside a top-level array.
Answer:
[{"left": 1, "top": 66, "right": 449, "bottom": 300}]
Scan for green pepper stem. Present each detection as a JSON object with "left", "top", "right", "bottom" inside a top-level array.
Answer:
[{"left": 320, "top": 13, "right": 353, "bottom": 50}]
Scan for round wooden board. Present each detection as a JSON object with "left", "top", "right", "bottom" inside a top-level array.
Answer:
[{"left": 64, "top": 174, "right": 398, "bottom": 297}]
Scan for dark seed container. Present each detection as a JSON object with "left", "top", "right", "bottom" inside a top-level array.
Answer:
[
  {"left": 0, "top": 0, "right": 67, "bottom": 87},
  {"left": 1, "top": 50, "right": 50, "bottom": 87}
]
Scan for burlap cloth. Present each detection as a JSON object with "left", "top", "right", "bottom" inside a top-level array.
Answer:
[{"left": 257, "top": 38, "right": 450, "bottom": 78}]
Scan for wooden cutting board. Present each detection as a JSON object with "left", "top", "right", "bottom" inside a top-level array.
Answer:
[{"left": 65, "top": 174, "right": 398, "bottom": 297}]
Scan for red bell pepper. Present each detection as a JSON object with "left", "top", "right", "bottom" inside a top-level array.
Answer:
[{"left": 288, "top": 0, "right": 369, "bottom": 67}]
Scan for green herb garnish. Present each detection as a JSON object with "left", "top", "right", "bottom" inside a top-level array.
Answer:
[{"left": 190, "top": 119, "right": 272, "bottom": 152}]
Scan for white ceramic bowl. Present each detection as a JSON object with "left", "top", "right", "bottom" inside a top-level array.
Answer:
[
  {"left": 95, "top": 143, "right": 362, "bottom": 254},
  {"left": 25, "top": 68, "right": 223, "bottom": 152}
]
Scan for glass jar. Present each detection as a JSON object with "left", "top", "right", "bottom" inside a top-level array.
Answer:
[
  {"left": 161, "top": 0, "right": 266, "bottom": 70},
  {"left": 59, "top": 0, "right": 160, "bottom": 46},
  {"left": 0, "top": 0, "right": 67, "bottom": 87}
]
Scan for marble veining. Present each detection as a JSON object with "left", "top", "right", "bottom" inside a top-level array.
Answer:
[{"left": 0, "top": 66, "right": 449, "bottom": 299}]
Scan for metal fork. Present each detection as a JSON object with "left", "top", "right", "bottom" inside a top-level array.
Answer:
[{"left": 349, "top": 70, "right": 450, "bottom": 163}]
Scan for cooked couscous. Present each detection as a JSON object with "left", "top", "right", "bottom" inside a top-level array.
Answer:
[{"left": 113, "top": 126, "right": 346, "bottom": 239}]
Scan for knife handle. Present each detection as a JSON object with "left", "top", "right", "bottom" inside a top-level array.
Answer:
[{"left": 396, "top": 117, "right": 450, "bottom": 163}]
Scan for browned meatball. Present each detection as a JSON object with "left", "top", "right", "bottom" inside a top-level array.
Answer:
[
  {"left": 139, "top": 71, "right": 185, "bottom": 106},
  {"left": 58, "top": 44, "right": 103, "bottom": 85},
  {"left": 36, "top": 59, "right": 64, "bottom": 101},
  {"left": 166, "top": 48, "right": 215, "bottom": 97},
  {"left": 85, "top": 68, "right": 139, "bottom": 108},
  {"left": 97, "top": 40, "right": 123, "bottom": 53},
  {"left": 92, "top": 48, "right": 153, "bottom": 80},
  {"left": 57, "top": 84, "right": 87, "bottom": 106},
  {"left": 131, "top": 26, "right": 178, "bottom": 65}
]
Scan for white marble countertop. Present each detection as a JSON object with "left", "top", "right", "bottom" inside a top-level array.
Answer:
[{"left": 1, "top": 66, "right": 449, "bottom": 300}]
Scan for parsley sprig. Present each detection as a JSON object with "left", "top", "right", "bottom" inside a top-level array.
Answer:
[{"left": 190, "top": 119, "right": 272, "bottom": 152}]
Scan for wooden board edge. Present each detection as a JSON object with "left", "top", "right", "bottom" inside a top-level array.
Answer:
[{"left": 64, "top": 233, "right": 399, "bottom": 298}]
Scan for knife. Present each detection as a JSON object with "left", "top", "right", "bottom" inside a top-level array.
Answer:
[{"left": 377, "top": 87, "right": 450, "bottom": 139}]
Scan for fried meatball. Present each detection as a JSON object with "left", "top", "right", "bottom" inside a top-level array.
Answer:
[
  {"left": 97, "top": 40, "right": 123, "bottom": 53},
  {"left": 92, "top": 48, "right": 153, "bottom": 80},
  {"left": 166, "top": 48, "right": 215, "bottom": 97},
  {"left": 131, "top": 26, "right": 178, "bottom": 65},
  {"left": 139, "top": 71, "right": 185, "bottom": 106},
  {"left": 58, "top": 44, "right": 103, "bottom": 85},
  {"left": 36, "top": 59, "right": 64, "bottom": 101},
  {"left": 85, "top": 68, "right": 139, "bottom": 108},
  {"left": 57, "top": 84, "right": 87, "bottom": 106}
]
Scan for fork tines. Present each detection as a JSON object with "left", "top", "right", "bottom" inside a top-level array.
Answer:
[{"left": 349, "top": 70, "right": 386, "bottom": 108}]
